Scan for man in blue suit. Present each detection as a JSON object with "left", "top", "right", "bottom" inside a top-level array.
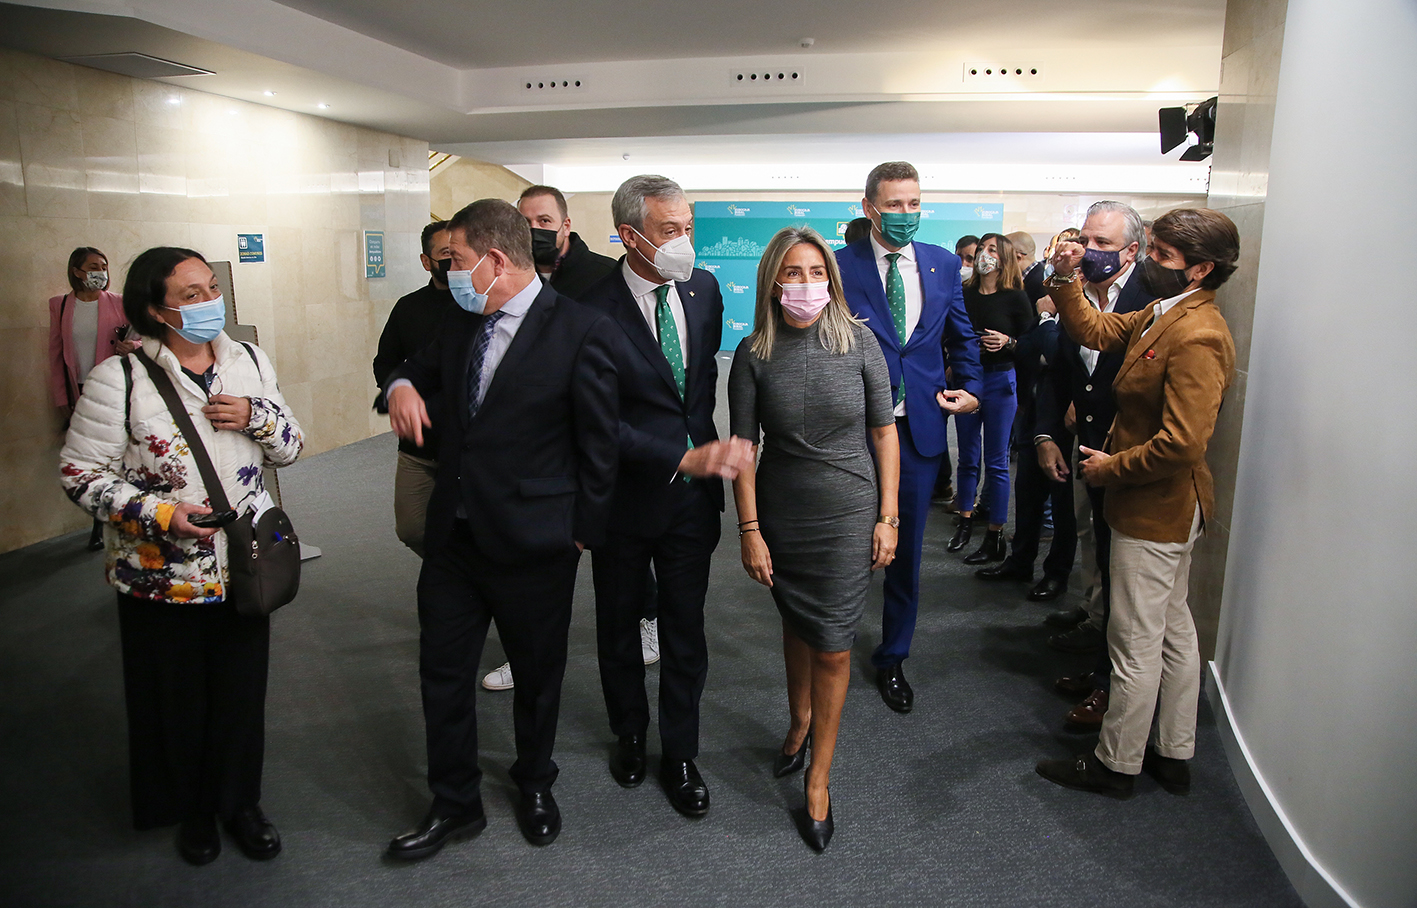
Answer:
[{"left": 836, "top": 161, "right": 982, "bottom": 713}]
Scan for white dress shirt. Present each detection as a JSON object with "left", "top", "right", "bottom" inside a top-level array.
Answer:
[
  {"left": 1140, "top": 288, "right": 1200, "bottom": 341},
  {"left": 621, "top": 258, "right": 688, "bottom": 368},
  {"left": 869, "top": 233, "right": 922, "bottom": 417},
  {"left": 1080, "top": 261, "right": 1135, "bottom": 375}
]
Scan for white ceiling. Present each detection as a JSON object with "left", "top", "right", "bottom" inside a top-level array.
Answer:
[{"left": 0, "top": 0, "right": 1226, "bottom": 193}]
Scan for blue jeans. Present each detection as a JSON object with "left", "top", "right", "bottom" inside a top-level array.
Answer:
[{"left": 954, "top": 368, "right": 1018, "bottom": 524}]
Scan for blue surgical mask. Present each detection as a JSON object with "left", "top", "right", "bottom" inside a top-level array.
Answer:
[
  {"left": 447, "top": 254, "right": 498, "bottom": 314},
  {"left": 1080, "top": 247, "right": 1123, "bottom": 283},
  {"left": 163, "top": 295, "right": 226, "bottom": 343},
  {"left": 870, "top": 204, "right": 921, "bottom": 247}
]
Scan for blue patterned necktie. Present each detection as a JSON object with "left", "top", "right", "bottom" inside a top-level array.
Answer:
[{"left": 467, "top": 310, "right": 506, "bottom": 418}]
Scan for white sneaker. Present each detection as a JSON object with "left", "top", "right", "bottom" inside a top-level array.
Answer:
[
  {"left": 640, "top": 618, "right": 660, "bottom": 666},
  {"left": 482, "top": 662, "right": 514, "bottom": 691}
]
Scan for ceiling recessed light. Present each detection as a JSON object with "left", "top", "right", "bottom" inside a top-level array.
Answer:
[
  {"left": 263, "top": 90, "right": 276, "bottom": 97},
  {"left": 166, "top": 96, "right": 180, "bottom": 105},
  {"left": 317, "top": 102, "right": 330, "bottom": 109}
]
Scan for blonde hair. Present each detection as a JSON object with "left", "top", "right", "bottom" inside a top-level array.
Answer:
[
  {"left": 749, "top": 227, "right": 862, "bottom": 361},
  {"left": 963, "top": 232, "right": 1023, "bottom": 291}
]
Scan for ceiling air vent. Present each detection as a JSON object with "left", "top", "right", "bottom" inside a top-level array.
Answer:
[{"left": 61, "top": 53, "right": 214, "bottom": 79}]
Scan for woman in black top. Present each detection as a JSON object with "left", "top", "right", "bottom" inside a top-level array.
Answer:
[{"left": 949, "top": 232, "right": 1036, "bottom": 562}]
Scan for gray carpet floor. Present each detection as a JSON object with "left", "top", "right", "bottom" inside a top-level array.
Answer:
[{"left": 0, "top": 359, "right": 1302, "bottom": 907}]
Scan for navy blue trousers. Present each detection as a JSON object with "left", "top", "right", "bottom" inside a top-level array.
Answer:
[
  {"left": 874, "top": 417, "right": 944, "bottom": 669},
  {"left": 954, "top": 368, "right": 1018, "bottom": 524}
]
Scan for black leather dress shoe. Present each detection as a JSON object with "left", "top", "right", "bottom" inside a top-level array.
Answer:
[
  {"left": 1054, "top": 670, "right": 1097, "bottom": 696},
  {"left": 1035, "top": 752, "right": 1134, "bottom": 798},
  {"left": 661, "top": 759, "right": 710, "bottom": 817},
  {"left": 1044, "top": 606, "right": 1089, "bottom": 629},
  {"left": 224, "top": 805, "right": 281, "bottom": 860},
  {"left": 516, "top": 790, "right": 561, "bottom": 845},
  {"left": 177, "top": 814, "right": 220, "bottom": 866},
  {"left": 1027, "top": 576, "right": 1068, "bottom": 601},
  {"left": 387, "top": 805, "right": 487, "bottom": 860},
  {"left": 772, "top": 730, "right": 810, "bottom": 778},
  {"left": 610, "top": 734, "right": 647, "bottom": 788},
  {"left": 795, "top": 778, "right": 833, "bottom": 852},
  {"left": 1143, "top": 748, "right": 1192, "bottom": 795},
  {"left": 975, "top": 559, "right": 1033, "bottom": 582},
  {"left": 876, "top": 662, "right": 914, "bottom": 713},
  {"left": 1049, "top": 621, "right": 1105, "bottom": 654}
]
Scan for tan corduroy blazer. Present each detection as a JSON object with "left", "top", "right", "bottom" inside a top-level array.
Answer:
[{"left": 1052, "top": 277, "right": 1235, "bottom": 543}]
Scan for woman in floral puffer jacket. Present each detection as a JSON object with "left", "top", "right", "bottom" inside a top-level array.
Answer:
[{"left": 59, "top": 247, "right": 302, "bottom": 866}]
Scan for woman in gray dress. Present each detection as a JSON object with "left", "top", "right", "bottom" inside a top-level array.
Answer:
[{"left": 728, "top": 226, "right": 900, "bottom": 851}]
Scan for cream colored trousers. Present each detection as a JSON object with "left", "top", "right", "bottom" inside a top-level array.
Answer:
[{"left": 1095, "top": 506, "right": 1203, "bottom": 775}]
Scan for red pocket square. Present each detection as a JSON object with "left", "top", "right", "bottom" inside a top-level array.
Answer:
[{"left": 1144, "top": 349, "right": 1157, "bottom": 360}]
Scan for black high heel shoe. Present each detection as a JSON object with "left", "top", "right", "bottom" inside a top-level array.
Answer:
[
  {"left": 772, "top": 730, "right": 811, "bottom": 778},
  {"left": 796, "top": 776, "right": 833, "bottom": 852},
  {"left": 946, "top": 514, "right": 974, "bottom": 552},
  {"left": 963, "top": 528, "right": 1007, "bottom": 565}
]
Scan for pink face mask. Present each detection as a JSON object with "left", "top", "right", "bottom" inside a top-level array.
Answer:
[{"left": 776, "top": 281, "right": 831, "bottom": 322}]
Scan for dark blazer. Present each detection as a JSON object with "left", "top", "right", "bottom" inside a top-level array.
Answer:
[
  {"left": 550, "top": 233, "right": 617, "bottom": 301},
  {"left": 1014, "top": 315, "right": 1062, "bottom": 449},
  {"left": 389, "top": 281, "right": 619, "bottom": 563},
  {"left": 579, "top": 262, "right": 725, "bottom": 537},
  {"left": 836, "top": 238, "right": 982, "bottom": 458},
  {"left": 1035, "top": 268, "right": 1155, "bottom": 451}
]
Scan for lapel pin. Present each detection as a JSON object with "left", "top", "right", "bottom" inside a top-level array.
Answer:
[
  {"left": 689, "top": 291, "right": 695, "bottom": 297},
  {"left": 1144, "top": 349, "right": 1157, "bottom": 359},
  {"left": 930, "top": 267, "right": 935, "bottom": 273}
]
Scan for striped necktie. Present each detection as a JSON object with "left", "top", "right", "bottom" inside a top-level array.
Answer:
[{"left": 467, "top": 310, "right": 505, "bottom": 417}]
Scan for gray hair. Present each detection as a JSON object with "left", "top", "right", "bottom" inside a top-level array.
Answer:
[
  {"left": 1086, "top": 200, "right": 1146, "bottom": 255},
  {"left": 612, "top": 175, "right": 686, "bottom": 233}
]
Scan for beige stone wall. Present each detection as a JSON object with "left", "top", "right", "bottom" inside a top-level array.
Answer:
[
  {"left": 0, "top": 46, "right": 428, "bottom": 554},
  {"left": 429, "top": 157, "right": 531, "bottom": 221},
  {"left": 1188, "top": 0, "right": 1288, "bottom": 659}
]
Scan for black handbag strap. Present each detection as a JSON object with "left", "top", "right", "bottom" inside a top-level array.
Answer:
[{"left": 133, "top": 350, "right": 232, "bottom": 513}]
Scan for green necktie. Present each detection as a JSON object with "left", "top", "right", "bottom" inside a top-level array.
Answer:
[
  {"left": 886, "top": 252, "right": 908, "bottom": 401},
  {"left": 656, "top": 285, "right": 694, "bottom": 460}
]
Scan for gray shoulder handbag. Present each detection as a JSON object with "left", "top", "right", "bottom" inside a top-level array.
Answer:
[{"left": 134, "top": 349, "right": 300, "bottom": 616}]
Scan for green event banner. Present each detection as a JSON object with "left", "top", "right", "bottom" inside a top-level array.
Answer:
[{"left": 694, "top": 201, "right": 1004, "bottom": 351}]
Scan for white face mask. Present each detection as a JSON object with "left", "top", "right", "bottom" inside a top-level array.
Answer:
[
  {"left": 632, "top": 228, "right": 695, "bottom": 282},
  {"left": 959, "top": 265, "right": 972, "bottom": 281},
  {"left": 975, "top": 251, "right": 999, "bottom": 275},
  {"left": 81, "top": 270, "right": 108, "bottom": 291}
]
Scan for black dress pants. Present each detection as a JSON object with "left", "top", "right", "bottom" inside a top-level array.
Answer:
[
  {"left": 1088, "top": 483, "right": 1115, "bottom": 688},
  {"left": 417, "top": 520, "right": 578, "bottom": 813},
  {"left": 592, "top": 480, "right": 719, "bottom": 761},
  {"left": 1011, "top": 444, "right": 1078, "bottom": 579},
  {"left": 116, "top": 592, "right": 270, "bottom": 830}
]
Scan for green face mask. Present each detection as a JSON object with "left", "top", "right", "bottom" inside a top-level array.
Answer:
[{"left": 874, "top": 208, "right": 920, "bottom": 247}]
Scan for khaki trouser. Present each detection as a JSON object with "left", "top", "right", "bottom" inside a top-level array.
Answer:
[
  {"left": 1095, "top": 506, "right": 1203, "bottom": 774},
  {"left": 394, "top": 451, "right": 438, "bottom": 558}
]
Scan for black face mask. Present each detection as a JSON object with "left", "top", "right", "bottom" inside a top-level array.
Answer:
[
  {"left": 530, "top": 228, "right": 561, "bottom": 267},
  {"left": 1141, "top": 255, "right": 1192, "bottom": 298},
  {"left": 431, "top": 257, "right": 451, "bottom": 283}
]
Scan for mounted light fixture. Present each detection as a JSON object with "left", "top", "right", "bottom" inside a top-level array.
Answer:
[{"left": 1159, "top": 97, "right": 1217, "bottom": 161}]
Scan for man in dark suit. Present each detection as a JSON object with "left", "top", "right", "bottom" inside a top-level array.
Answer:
[
  {"left": 579, "top": 174, "right": 752, "bottom": 817},
  {"left": 482, "top": 185, "right": 639, "bottom": 695},
  {"left": 383, "top": 198, "right": 619, "bottom": 856},
  {"left": 1032, "top": 200, "right": 1154, "bottom": 729},
  {"left": 836, "top": 161, "right": 982, "bottom": 713}
]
